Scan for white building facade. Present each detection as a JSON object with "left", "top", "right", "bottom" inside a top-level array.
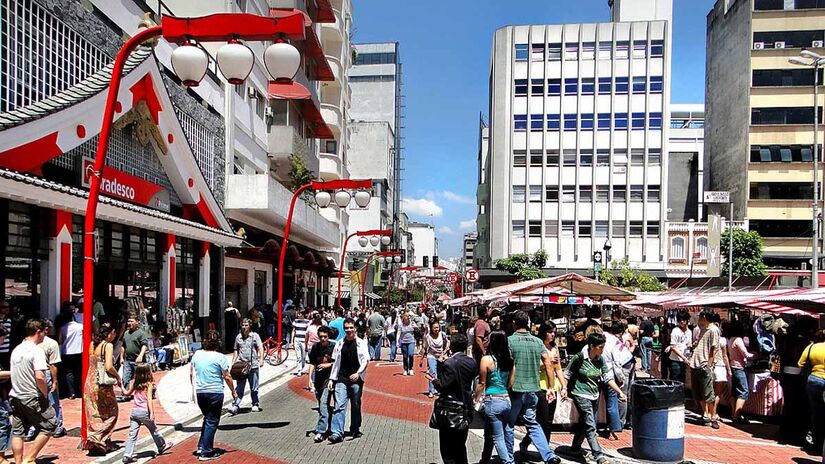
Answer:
[
  {"left": 480, "top": 0, "right": 673, "bottom": 277},
  {"left": 408, "top": 223, "right": 438, "bottom": 270}
]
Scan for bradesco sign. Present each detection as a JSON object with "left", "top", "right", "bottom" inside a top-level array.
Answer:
[{"left": 80, "top": 157, "right": 171, "bottom": 212}]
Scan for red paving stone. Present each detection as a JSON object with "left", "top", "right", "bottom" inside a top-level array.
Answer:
[
  {"left": 36, "top": 370, "right": 174, "bottom": 464},
  {"left": 151, "top": 436, "right": 290, "bottom": 464}
]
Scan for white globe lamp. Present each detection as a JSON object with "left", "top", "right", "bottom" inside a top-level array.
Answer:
[
  {"left": 394, "top": 256, "right": 402, "bottom": 263},
  {"left": 314, "top": 191, "right": 331, "bottom": 208},
  {"left": 264, "top": 41, "right": 301, "bottom": 81},
  {"left": 216, "top": 40, "right": 254, "bottom": 85},
  {"left": 171, "top": 41, "right": 209, "bottom": 87},
  {"left": 358, "top": 236, "right": 369, "bottom": 247},
  {"left": 334, "top": 190, "right": 351, "bottom": 208},
  {"left": 354, "top": 190, "right": 371, "bottom": 208},
  {"left": 369, "top": 236, "right": 380, "bottom": 247},
  {"left": 380, "top": 235, "right": 391, "bottom": 246}
]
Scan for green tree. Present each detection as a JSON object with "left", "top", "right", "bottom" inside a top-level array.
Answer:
[
  {"left": 289, "top": 154, "right": 315, "bottom": 204},
  {"left": 494, "top": 249, "right": 548, "bottom": 281},
  {"left": 720, "top": 228, "right": 768, "bottom": 277},
  {"left": 600, "top": 258, "right": 666, "bottom": 292}
]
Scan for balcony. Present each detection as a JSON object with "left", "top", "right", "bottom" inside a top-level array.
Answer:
[
  {"left": 324, "top": 54, "right": 344, "bottom": 87},
  {"left": 321, "top": 103, "right": 342, "bottom": 136},
  {"left": 320, "top": 11, "right": 344, "bottom": 44},
  {"left": 319, "top": 151, "right": 342, "bottom": 181},
  {"left": 267, "top": 125, "right": 319, "bottom": 184},
  {"left": 224, "top": 174, "right": 340, "bottom": 249}
]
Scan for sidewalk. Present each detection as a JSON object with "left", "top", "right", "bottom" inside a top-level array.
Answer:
[{"left": 25, "top": 352, "right": 300, "bottom": 464}]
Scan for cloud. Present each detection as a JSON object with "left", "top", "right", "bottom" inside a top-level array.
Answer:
[
  {"left": 402, "top": 197, "right": 443, "bottom": 217},
  {"left": 459, "top": 219, "right": 476, "bottom": 230},
  {"left": 442, "top": 191, "right": 475, "bottom": 205},
  {"left": 438, "top": 226, "right": 457, "bottom": 235}
]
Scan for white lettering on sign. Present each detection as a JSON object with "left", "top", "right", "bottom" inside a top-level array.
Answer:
[
  {"left": 101, "top": 177, "right": 136, "bottom": 200},
  {"left": 703, "top": 191, "right": 730, "bottom": 204}
]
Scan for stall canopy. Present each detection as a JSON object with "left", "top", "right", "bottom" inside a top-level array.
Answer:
[{"left": 627, "top": 287, "right": 824, "bottom": 318}]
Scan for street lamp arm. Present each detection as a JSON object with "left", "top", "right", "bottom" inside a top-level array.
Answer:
[{"left": 276, "top": 182, "right": 313, "bottom": 345}]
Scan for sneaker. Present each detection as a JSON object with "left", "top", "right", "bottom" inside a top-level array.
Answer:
[
  {"left": 159, "top": 442, "right": 174, "bottom": 455},
  {"left": 193, "top": 449, "right": 203, "bottom": 457},
  {"left": 328, "top": 435, "right": 343, "bottom": 444},
  {"left": 313, "top": 433, "right": 325, "bottom": 443},
  {"left": 546, "top": 457, "right": 562, "bottom": 464},
  {"left": 122, "top": 457, "right": 137, "bottom": 464},
  {"left": 711, "top": 418, "right": 720, "bottom": 429},
  {"left": 53, "top": 428, "right": 66, "bottom": 438},
  {"left": 403, "top": 370, "right": 409, "bottom": 376},
  {"left": 251, "top": 405, "right": 261, "bottom": 412},
  {"left": 428, "top": 392, "right": 434, "bottom": 398},
  {"left": 409, "top": 369, "right": 415, "bottom": 376},
  {"left": 198, "top": 452, "right": 221, "bottom": 461}
]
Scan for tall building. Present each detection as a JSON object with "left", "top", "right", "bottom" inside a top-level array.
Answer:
[
  {"left": 478, "top": 0, "right": 673, "bottom": 282},
  {"left": 463, "top": 232, "right": 478, "bottom": 270},
  {"left": 668, "top": 104, "right": 705, "bottom": 221},
  {"left": 408, "top": 223, "right": 438, "bottom": 270},
  {"left": 705, "top": 0, "right": 823, "bottom": 271}
]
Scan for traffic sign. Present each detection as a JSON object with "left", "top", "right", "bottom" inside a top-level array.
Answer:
[
  {"left": 703, "top": 191, "right": 730, "bottom": 204},
  {"left": 447, "top": 273, "right": 459, "bottom": 284},
  {"left": 464, "top": 268, "right": 479, "bottom": 282}
]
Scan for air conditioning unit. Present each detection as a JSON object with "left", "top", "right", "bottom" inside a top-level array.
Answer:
[
  {"left": 813, "top": 40, "right": 824, "bottom": 48},
  {"left": 774, "top": 41, "right": 786, "bottom": 49},
  {"left": 264, "top": 106, "right": 274, "bottom": 117},
  {"left": 247, "top": 86, "right": 257, "bottom": 99},
  {"left": 753, "top": 42, "right": 765, "bottom": 50}
]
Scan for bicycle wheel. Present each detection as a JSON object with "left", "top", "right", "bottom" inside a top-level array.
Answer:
[{"left": 267, "top": 347, "right": 289, "bottom": 366}]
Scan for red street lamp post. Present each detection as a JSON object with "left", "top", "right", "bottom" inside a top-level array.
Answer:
[
  {"left": 337, "top": 228, "right": 392, "bottom": 309},
  {"left": 80, "top": 12, "right": 306, "bottom": 441},
  {"left": 360, "top": 250, "right": 402, "bottom": 308},
  {"left": 276, "top": 179, "right": 373, "bottom": 344}
]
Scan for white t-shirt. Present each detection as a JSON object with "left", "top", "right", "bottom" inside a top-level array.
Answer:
[
  {"left": 10, "top": 339, "right": 49, "bottom": 400},
  {"left": 60, "top": 320, "right": 84, "bottom": 355},
  {"left": 669, "top": 326, "right": 693, "bottom": 362}
]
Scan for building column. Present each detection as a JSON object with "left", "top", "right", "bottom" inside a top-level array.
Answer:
[
  {"left": 198, "top": 242, "right": 210, "bottom": 318},
  {"left": 160, "top": 234, "right": 176, "bottom": 313},
  {"left": 46, "top": 210, "right": 72, "bottom": 319}
]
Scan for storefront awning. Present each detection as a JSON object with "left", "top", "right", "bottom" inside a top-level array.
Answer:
[{"left": 0, "top": 168, "right": 241, "bottom": 247}]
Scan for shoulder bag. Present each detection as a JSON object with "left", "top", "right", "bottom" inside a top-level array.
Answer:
[
  {"left": 230, "top": 360, "right": 251, "bottom": 380},
  {"left": 428, "top": 359, "right": 473, "bottom": 431},
  {"left": 96, "top": 344, "right": 117, "bottom": 386}
]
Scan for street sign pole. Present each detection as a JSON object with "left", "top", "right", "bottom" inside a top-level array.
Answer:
[{"left": 728, "top": 202, "right": 734, "bottom": 291}]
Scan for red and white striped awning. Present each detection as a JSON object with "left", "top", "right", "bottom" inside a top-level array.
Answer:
[{"left": 739, "top": 299, "right": 821, "bottom": 318}]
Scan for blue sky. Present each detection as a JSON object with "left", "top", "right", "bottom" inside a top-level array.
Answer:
[{"left": 351, "top": 0, "right": 716, "bottom": 259}]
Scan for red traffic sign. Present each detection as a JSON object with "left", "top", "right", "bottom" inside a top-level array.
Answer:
[
  {"left": 464, "top": 268, "right": 479, "bottom": 282},
  {"left": 447, "top": 273, "right": 459, "bottom": 284}
]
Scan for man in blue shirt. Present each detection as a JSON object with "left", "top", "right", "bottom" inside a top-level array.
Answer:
[{"left": 329, "top": 309, "right": 346, "bottom": 342}]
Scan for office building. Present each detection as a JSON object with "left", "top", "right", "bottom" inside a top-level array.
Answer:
[
  {"left": 668, "top": 104, "right": 705, "bottom": 221},
  {"left": 463, "top": 232, "right": 478, "bottom": 270},
  {"left": 409, "top": 223, "right": 438, "bottom": 269}
]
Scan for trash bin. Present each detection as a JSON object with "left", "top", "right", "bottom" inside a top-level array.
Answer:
[{"left": 631, "top": 378, "right": 685, "bottom": 463}]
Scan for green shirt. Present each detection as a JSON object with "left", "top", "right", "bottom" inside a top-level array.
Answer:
[
  {"left": 508, "top": 331, "right": 546, "bottom": 393},
  {"left": 122, "top": 328, "right": 149, "bottom": 362},
  {"left": 565, "top": 350, "right": 610, "bottom": 400}
]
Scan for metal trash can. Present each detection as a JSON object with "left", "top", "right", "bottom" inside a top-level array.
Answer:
[{"left": 631, "top": 378, "right": 685, "bottom": 463}]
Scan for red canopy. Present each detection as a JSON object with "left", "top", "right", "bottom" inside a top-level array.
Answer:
[{"left": 267, "top": 81, "right": 334, "bottom": 139}]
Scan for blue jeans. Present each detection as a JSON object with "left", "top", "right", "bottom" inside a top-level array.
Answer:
[
  {"left": 806, "top": 375, "right": 825, "bottom": 449},
  {"left": 605, "top": 386, "right": 622, "bottom": 432},
  {"left": 196, "top": 392, "right": 224, "bottom": 455},
  {"left": 283, "top": 327, "right": 292, "bottom": 346},
  {"left": 572, "top": 395, "right": 604, "bottom": 460},
  {"left": 400, "top": 342, "right": 415, "bottom": 372},
  {"left": 368, "top": 335, "right": 383, "bottom": 361},
  {"left": 154, "top": 348, "right": 169, "bottom": 366},
  {"left": 0, "top": 400, "right": 10, "bottom": 452},
  {"left": 122, "top": 360, "right": 137, "bottom": 392},
  {"left": 387, "top": 333, "right": 397, "bottom": 362},
  {"left": 670, "top": 360, "right": 686, "bottom": 384},
  {"left": 331, "top": 380, "right": 363, "bottom": 438},
  {"left": 233, "top": 367, "right": 260, "bottom": 409},
  {"left": 482, "top": 397, "right": 514, "bottom": 464},
  {"left": 508, "top": 392, "right": 556, "bottom": 461},
  {"left": 640, "top": 336, "right": 653, "bottom": 371},
  {"left": 315, "top": 387, "right": 333, "bottom": 434},
  {"left": 426, "top": 356, "right": 438, "bottom": 394},
  {"left": 123, "top": 409, "right": 166, "bottom": 460}
]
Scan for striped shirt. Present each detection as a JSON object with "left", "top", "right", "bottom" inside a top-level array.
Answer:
[
  {"left": 0, "top": 318, "right": 10, "bottom": 354},
  {"left": 293, "top": 319, "right": 310, "bottom": 345}
]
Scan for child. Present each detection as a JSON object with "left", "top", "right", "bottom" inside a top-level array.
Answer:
[{"left": 121, "top": 364, "right": 173, "bottom": 463}]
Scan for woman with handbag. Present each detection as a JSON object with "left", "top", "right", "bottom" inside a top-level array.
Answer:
[
  {"left": 229, "top": 319, "right": 264, "bottom": 415},
  {"left": 475, "top": 331, "right": 515, "bottom": 464},
  {"left": 425, "top": 334, "right": 478, "bottom": 464},
  {"left": 421, "top": 320, "right": 450, "bottom": 398},
  {"left": 82, "top": 323, "right": 122, "bottom": 455},
  {"left": 798, "top": 329, "right": 825, "bottom": 456}
]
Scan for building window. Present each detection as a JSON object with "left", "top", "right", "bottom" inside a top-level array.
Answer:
[
  {"left": 632, "top": 76, "right": 647, "bottom": 94},
  {"left": 614, "top": 149, "right": 629, "bottom": 165},
  {"left": 255, "top": 90, "right": 265, "bottom": 119},
  {"left": 750, "top": 144, "right": 818, "bottom": 162},
  {"left": 615, "top": 77, "right": 629, "bottom": 94},
  {"left": 598, "top": 113, "right": 611, "bottom": 130},
  {"left": 648, "top": 185, "right": 661, "bottom": 202},
  {"left": 615, "top": 112, "right": 629, "bottom": 129},
  {"left": 581, "top": 78, "right": 596, "bottom": 95},
  {"left": 580, "top": 185, "right": 593, "bottom": 201},
  {"left": 753, "top": 30, "right": 825, "bottom": 49},
  {"left": 531, "top": 114, "right": 544, "bottom": 131},
  {"left": 546, "top": 186, "right": 559, "bottom": 201},
  {"left": 564, "top": 43, "right": 579, "bottom": 60},
  {"left": 753, "top": 68, "right": 823, "bottom": 87},
  {"left": 696, "top": 237, "right": 708, "bottom": 259},
  {"left": 562, "top": 186, "right": 576, "bottom": 202},
  {"left": 515, "top": 44, "right": 529, "bottom": 61},
  {"left": 650, "top": 112, "right": 663, "bottom": 128},
  {"left": 632, "top": 40, "right": 647, "bottom": 58},
  {"left": 515, "top": 79, "right": 528, "bottom": 96},
  {"left": 562, "top": 151, "right": 577, "bottom": 166},
  {"left": 670, "top": 236, "right": 686, "bottom": 259},
  {"left": 598, "top": 77, "right": 612, "bottom": 94},
  {"left": 581, "top": 113, "right": 595, "bottom": 130},
  {"left": 580, "top": 150, "right": 593, "bottom": 166},
  {"left": 613, "top": 221, "right": 626, "bottom": 237},
  {"left": 529, "top": 185, "right": 543, "bottom": 202},
  {"left": 616, "top": 40, "right": 630, "bottom": 59},
  {"left": 547, "top": 114, "right": 561, "bottom": 130},
  {"left": 561, "top": 221, "right": 575, "bottom": 236},
  {"left": 548, "top": 79, "right": 562, "bottom": 96},
  {"left": 751, "top": 107, "right": 819, "bottom": 125},
  {"left": 514, "top": 114, "right": 528, "bottom": 131},
  {"left": 514, "top": 150, "right": 527, "bottom": 166},
  {"left": 629, "top": 221, "right": 644, "bottom": 236},
  {"left": 632, "top": 112, "right": 646, "bottom": 129},
  {"left": 579, "top": 222, "right": 592, "bottom": 237},
  {"left": 564, "top": 78, "right": 578, "bottom": 94},
  {"left": 595, "top": 221, "right": 609, "bottom": 237},
  {"left": 613, "top": 185, "right": 627, "bottom": 202},
  {"left": 650, "top": 76, "right": 664, "bottom": 93},
  {"left": 513, "top": 220, "right": 526, "bottom": 238},
  {"left": 750, "top": 182, "right": 813, "bottom": 199},
  {"left": 751, "top": 219, "right": 811, "bottom": 237},
  {"left": 651, "top": 40, "right": 665, "bottom": 57},
  {"left": 595, "top": 185, "right": 610, "bottom": 201},
  {"left": 630, "top": 185, "right": 644, "bottom": 202},
  {"left": 648, "top": 149, "right": 662, "bottom": 165},
  {"left": 548, "top": 43, "right": 562, "bottom": 60},
  {"left": 532, "top": 78, "right": 545, "bottom": 95},
  {"left": 513, "top": 185, "right": 526, "bottom": 203},
  {"left": 528, "top": 220, "right": 542, "bottom": 237},
  {"left": 564, "top": 114, "right": 578, "bottom": 131},
  {"left": 630, "top": 149, "right": 645, "bottom": 165},
  {"left": 598, "top": 42, "right": 613, "bottom": 60},
  {"left": 354, "top": 52, "right": 397, "bottom": 65},
  {"left": 531, "top": 43, "right": 545, "bottom": 61},
  {"left": 546, "top": 150, "right": 560, "bottom": 166},
  {"left": 545, "top": 220, "right": 559, "bottom": 236},
  {"left": 582, "top": 42, "right": 596, "bottom": 60},
  {"left": 530, "top": 150, "right": 544, "bottom": 166}
]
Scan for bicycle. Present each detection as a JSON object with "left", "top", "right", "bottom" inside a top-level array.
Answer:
[{"left": 263, "top": 336, "right": 289, "bottom": 366}]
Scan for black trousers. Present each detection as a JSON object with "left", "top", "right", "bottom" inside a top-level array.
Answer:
[
  {"left": 439, "top": 428, "right": 469, "bottom": 464},
  {"left": 62, "top": 353, "right": 82, "bottom": 398}
]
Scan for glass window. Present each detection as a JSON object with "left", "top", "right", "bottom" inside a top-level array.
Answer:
[
  {"left": 546, "top": 186, "right": 559, "bottom": 201},
  {"left": 531, "top": 43, "right": 545, "bottom": 61},
  {"left": 629, "top": 221, "right": 644, "bottom": 236},
  {"left": 582, "top": 42, "right": 596, "bottom": 60},
  {"left": 802, "top": 146, "right": 814, "bottom": 161},
  {"left": 562, "top": 186, "right": 576, "bottom": 202},
  {"left": 616, "top": 77, "right": 629, "bottom": 94},
  {"left": 579, "top": 222, "right": 592, "bottom": 237},
  {"left": 751, "top": 107, "right": 818, "bottom": 125},
  {"left": 514, "top": 114, "right": 527, "bottom": 131},
  {"left": 562, "top": 150, "right": 577, "bottom": 166},
  {"left": 614, "top": 149, "right": 629, "bottom": 165},
  {"left": 613, "top": 221, "right": 626, "bottom": 237},
  {"left": 531, "top": 114, "right": 544, "bottom": 131},
  {"left": 532, "top": 79, "right": 545, "bottom": 95},
  {"left": 548, "top": 79, "right": 562, "bottom": 96},
  {"left": 595, "top": 185, "right": 610, "bottom": 201},
  {"left": 547, "top": 43, "right": 562, "bottom": 60},
  {"left": 598, "top": 42, "right": 612, "bottom": 60},
  {"left": 545, "top": 220, "right": 559, "bottom": 236},
  {"left": 581, "top": 78, "right": 595, "bottom": 95},
  {"left": 529, "top": 185, "right": 543, "bottom": 202},
  {"left": 528, "top": 220, "right": 542, "bottom": 237},
  {"left": 615, "top": 112, "right": 629, "bottom": 129},
  {"left": 613, "top": 185, "right": 627, "bottom": 201},
  {"left": 630, "top": 149, "right": 645, "bottom": 165},
  {"left": 515, "top": 79, "right": 528, "bottom": 96},
  {"left": 512, "top": 220, "right": 526, "bottom": 238},
  {"left": 515, "top": 44, "right": 529, "bottom": 61},
  {"left": 598, "top": 77, "right": 612, "bottom": 94},
  {"left": 596, "top": 150, "right": 610, "bottom": 165},
  {"left": 753, "top": 30, "right": 825, "bottom": 49},
  {"left": 648, "top": 149, "right": 662, "bottom": 165},
  {"left": 633, "top": 40, "right": 647, "bottom": 58},
  {"left": 616, "top": 40, "right": 630, "bottom": 59},
  {"left": 580, "top": 150, "right": 593, "bottom": 166},
  {"left": 564, "top": 114, "right": 578, "bottom": 131},
  {"left": 598, "top": 113, "right": 611, "bottom": 130},
  {"left": 595, "top": 221, "right": 609, "bottom": 237},
  {"left": 564, "top": 78, "right": 578, "bottom": 94},
  {"left": 651, "top": 40, "right": 665, "bottom": 57},
  {"left": 513, "top": 186, "right": 526, "bottom": 203},
  {"left": 547, "top": 114, "right": 561, "bottom": 130},
  {"left": 581, "top": 113, "right": 595, "bottom": 130},
  {"left": 530, "top": 150, "right": 544, "bottom": 166},
  {"left": 781, "top": 147, "right": 793, "bottom": 161},
  {"left": 564, "top": 43, "right": 579, "bottom": 60},
  {"left": 546, "top": 150, "right": 560, "bottom": 166},
  {"left": 632, "top": 76, "right": 647, "bottom": 94},
  {"left": 513, "top": 150, "right": 527, "bottom": 166},
  {"left": 630, "top": 185, "right": 644, "bottom": 202},
  {"left": 648, "top": 185, "right": 661, "bottom": 201},
  {"left": 580, "top": 185, "right": 593, "bottom": 201},
  {"left": 650, "top": 112, "right": 663, "bottom": 129},
  {"left": 696, "top": 237, "right": 708, "bottom": 259},
  {"left": 561, "top": 221, "right": 575, "bottom": 236},
  {"left": 632, "top": 112, "right": 646, "bottom": 129},
  {"left": 670, "top": 236, "right": 686, "bottom": 259},
  {"left": 650, "top": 76, "right": 664, "bottom": 93}
]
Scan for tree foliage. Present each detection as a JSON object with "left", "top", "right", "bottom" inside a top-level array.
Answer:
[
  {"left": 289, "top": 154, "right": 315, "bottom": 204},
  {"left": 720, "top": 228, "right": 768, "bottom": 277},
  {"left": 600, "top": 258, "right": 665, "bottom": 292},
  {"left": 380, "top": 288, "right": 424, "bottom": 305},
  {"left": 494, "top": 249, "right": 548, "bottom": 281}
]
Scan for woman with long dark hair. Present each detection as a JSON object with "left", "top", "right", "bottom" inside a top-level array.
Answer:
[
  {"left": 82, "top": 323, "right": 122, "bottom": 454},
  {"left": 475, "top": 331, "right": 515, "bottom": 464}
]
